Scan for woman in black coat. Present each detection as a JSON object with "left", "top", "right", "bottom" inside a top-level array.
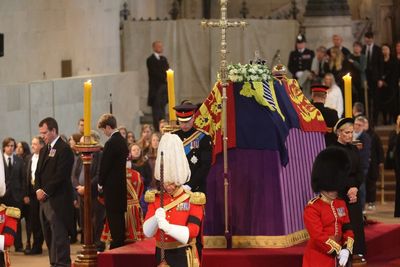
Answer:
[{"left": 333, "top": 118, "right": 366, "bottom": 264}]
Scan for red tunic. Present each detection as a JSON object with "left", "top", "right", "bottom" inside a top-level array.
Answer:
[
  {"left": 144, "top": 187, "right": 204, "bottom": 245},
  {"left": 0, "top": 205, "right": 19, "bottom": 267},
  {"left": 303, "top": 196, "right": 354, "bottom": 267}
]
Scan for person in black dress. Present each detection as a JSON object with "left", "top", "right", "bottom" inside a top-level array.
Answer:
[{"left": 333, "top": 118, "right": 366, "bottom": 265}]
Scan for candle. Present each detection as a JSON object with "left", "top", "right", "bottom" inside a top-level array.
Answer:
[
  {"left": 166, "top": 69, "right": 177, "bottom": 121},
  {"left": 342, "top": 73, "right": 352, "bottom": 118},
  {"left": 83, "top": 80, "right": 92, "bottom": 137}
]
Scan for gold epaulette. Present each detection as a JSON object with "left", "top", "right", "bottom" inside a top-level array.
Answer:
[
  {"left": 5, "top": 206, "right": 21, "bottom": 219},
  {"left": 190, "top": 192, "right": 206, "bottom": 205},
  {"left": 144, "top": 189, "right": 159, "bottom": 203},
  {"left": 307, "top": 196, "right": 319, "bottom": 205}
]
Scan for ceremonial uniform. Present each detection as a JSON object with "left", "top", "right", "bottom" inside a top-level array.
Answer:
[
  {"left": 313, "top": 102, "right": 339, "bottom": 146},
  {"left": 145, "top": 188, "right": 205, "bottom": 267},
  {"left": 0, "top": 204, "right": 20, "bottom": 267},
  {"left": 173, "top": 128, "right": 212, "bottom": 193},
  {"left": 303, "top": 195, "right": 354, "bottom": 267},
  {"left": 288, "top": 48, "right": 315, "bottom": 78}
]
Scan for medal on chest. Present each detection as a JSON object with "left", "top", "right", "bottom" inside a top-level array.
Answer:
[
  {"left": 176, "top": 202, "right": 190, "bottom": 211},
  {"left": 190, "top": 155, "right": 198, "bottom": 164},
  {"left": 190, "top": 139, "right": 200, "bottom": 150},
  {"left": 0, "top": 214, "right": 5, "bottom": 223}
]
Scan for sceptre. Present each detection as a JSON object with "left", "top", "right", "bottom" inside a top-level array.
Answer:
[{"left": 157, "top": 151, "right": 169, "bottom": 267}]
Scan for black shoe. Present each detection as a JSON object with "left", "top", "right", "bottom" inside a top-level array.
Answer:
[
  {"left": 24, "top": 248, "right": 42, "bottom": 255},
  {"left": 15, "top": 247, "right": 24, "bottom": 253}
]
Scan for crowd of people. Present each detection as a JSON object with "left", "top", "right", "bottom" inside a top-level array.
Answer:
[
  {"left": 289, "top": 32, "right": 400, "bottom": 266},
  {"left": 0, "top": 97, "right": 212, "bottom": 266},
  {"left": 288, "top": 32, "right": 400, "bottom": 126}
]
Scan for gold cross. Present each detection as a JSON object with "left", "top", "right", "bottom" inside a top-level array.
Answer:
[{"left": 201, "top": 0, "right": 247, "bottom": 86}]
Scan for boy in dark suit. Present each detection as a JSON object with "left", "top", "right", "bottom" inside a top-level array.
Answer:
[{"left": 97, "top": 114, "right": 129, "bottom": 249}]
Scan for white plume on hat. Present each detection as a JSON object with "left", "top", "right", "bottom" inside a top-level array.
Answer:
[{"left": 154, "top": 133, "right": 191, "bottom": 185}]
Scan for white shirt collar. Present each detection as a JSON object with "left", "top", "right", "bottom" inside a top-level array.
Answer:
[
  {"left": 3, "top": 154, "right": 12, "bottom": 164},
  {"left": 154, "top": 52, "right": 161, "bottom": 60},
  {"left": 111, "top": 130, "right": 119, "bottom": 136},
  {"left": 50, "top": 136, "right": 60, "bottom": 149}
]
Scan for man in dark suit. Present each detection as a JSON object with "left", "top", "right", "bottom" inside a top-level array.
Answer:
[
  {"left": 1, "top": 137, "right": 25, "bottom": 252},
  {"left": 24, "top": 136, "right": 44, "bottom": 255},
  {"left": 362, "top": 32, "right": 383, "bottom": 124},
  {"left": 97, "top": 114, "right": 129, "bottom": 249},
  {"left": 327, "top": 34, "right": 351, "bottom": 57},
  {"left": 35, "top": 117, "right": 74, "bottom": 266},
  {"left": 147, "top": 40, "right": 170, "bottom": 131},
  {"left": 310, "top": 85, "right": 339, "bottom": 147}
]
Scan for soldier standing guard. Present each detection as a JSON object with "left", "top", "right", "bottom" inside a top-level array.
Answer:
[
  {"left": 143, "top": 133, "right": 205, "bottom": 267},
  {"left": 310, "top": 84, "right": 339, "bottom": 147},
  {"left": 173, "top": 101, "right": 212, "bottom": 261},
  {"left": 288, "top": 34, "right": 315, "bottom": 98},
  {"left": 172, "top": 101, "right": 212, "bottom": 194},
  {"left": 303, "top": 147, "right": 354, "bottom": 267}
]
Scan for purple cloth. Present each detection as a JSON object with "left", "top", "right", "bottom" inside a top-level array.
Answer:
[{"left": 204, "top": 129, "right": 325, "bottom": 236}]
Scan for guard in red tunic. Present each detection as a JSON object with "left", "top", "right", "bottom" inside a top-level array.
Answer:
[
  {"left": 0, "top": 205, "right": 20, "bottom": 267},
  {"left": 303, "top": 147, "right": 354, "bottom": 267},
  {"left": 143, "top": 133, "right": 205, "bottom": 267}
]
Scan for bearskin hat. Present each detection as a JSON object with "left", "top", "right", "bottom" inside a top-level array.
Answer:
[{"left": 311, "top": 146, "right": 351, "bottom": 192}]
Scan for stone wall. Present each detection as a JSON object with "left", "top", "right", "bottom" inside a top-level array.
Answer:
[
  {"left": 0, "top": 0, "right": 125, "bottom": 85},
  {"left": 0, "top": 71, "right": 140, "bottom": 145}
]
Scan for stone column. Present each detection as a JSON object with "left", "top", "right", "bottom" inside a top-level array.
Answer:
[{"left": 303, "top": 0, "right": 353, "bottom": 51}]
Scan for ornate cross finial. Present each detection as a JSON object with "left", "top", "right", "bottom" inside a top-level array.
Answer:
[{"left": 201, "top": 0, "right": 247, "bottom": 86}]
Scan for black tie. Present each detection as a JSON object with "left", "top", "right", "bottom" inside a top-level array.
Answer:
[
  {"left": 7, "top": 157, "right": 12, "bottom": 173},
  {"left": 366, "top": 46, "right": 371, "bottom": 67}
]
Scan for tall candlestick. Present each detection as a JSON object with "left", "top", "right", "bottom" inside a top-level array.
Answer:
[
  {"left": 166, "top": 69, "right": 177, "bottom": 121},
  {"left": 343, "top": 73, "right": 352, "bottom": 118},
  {"left": 83, "top": 80, "right": 92, "bottom": 137}
]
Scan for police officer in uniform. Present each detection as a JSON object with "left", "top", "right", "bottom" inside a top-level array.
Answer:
[
  {"left": 310, "top": 84, "right": 339, "bottom": 147},
  {"left": 143, "top": 133, "right": 205, "bottom": 267},
  {"left": 288, "top": 34, "right": 315, "bottom": 97},
  {"left": 172, "top": 101, "right": 212, "bottom": 194}
]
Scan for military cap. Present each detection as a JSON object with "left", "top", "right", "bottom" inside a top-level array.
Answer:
[
  {"left": 173, "top": 100, "right": 198, "bottom": 122},
  {"left": 311, "top": 84, "right": 329, "bottom": 93}
]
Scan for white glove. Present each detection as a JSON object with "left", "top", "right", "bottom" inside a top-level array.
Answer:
[
  {"left": 155, "top": 207, "right": 166, "bottom": 221},
  {"left": 158, "top": 217, "right": 170, "bottom": 232},
  {"left": 143, "top": 216, "right": 158, "bottom": 237},
  {"left": 158, "top": 218, "right": 189, "bottom": 244},
  {"left": 182, "top": 184, "right": 192, "bottom": 192},
  {"left": 338, "top": 249, "right": 350, "bottom": 266}
]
